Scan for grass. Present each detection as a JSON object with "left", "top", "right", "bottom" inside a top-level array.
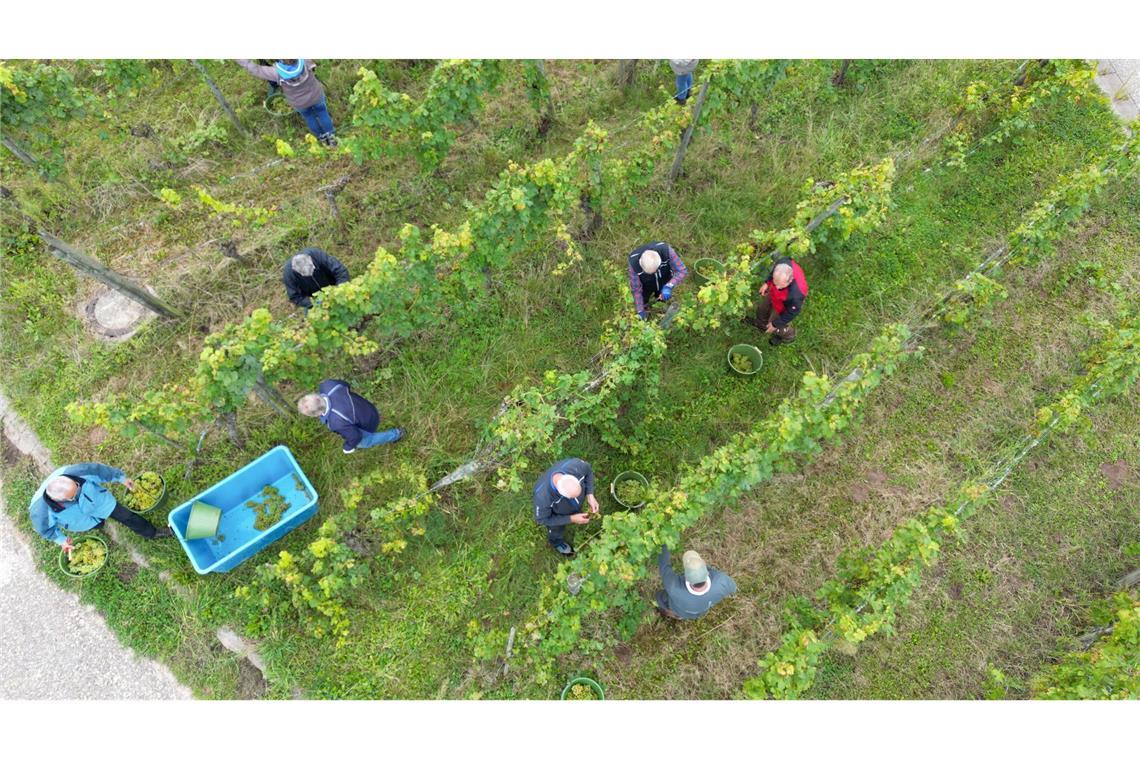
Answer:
[
  {"left": 1, "top": 59, "right": 1130, "bottom": 699},
  {"left": 583, "top": 185, "right": 1140, "bottom": 699}
]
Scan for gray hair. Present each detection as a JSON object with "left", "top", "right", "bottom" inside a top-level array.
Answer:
[
  {"left": 639, "top": 249, "right": 662, "bottom": 273},
  {"left": 297, "top": 394, "right": 326, "bottom": 417},
  {"left": 291, "top": 253, "right": 316, "bottom": 277},
  {"left": 772, "top": 263, "right": 793, "bottom": 285},
  {"left": 46, "top": 477, "right": 79, "bottom": 501}
]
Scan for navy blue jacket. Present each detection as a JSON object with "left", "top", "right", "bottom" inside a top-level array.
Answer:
[
  {"left": 318, "top": 379, "right": 380, "bottom": 452},
  {"left": 532, "top": 458, "right": 595, "bottom": 528}
]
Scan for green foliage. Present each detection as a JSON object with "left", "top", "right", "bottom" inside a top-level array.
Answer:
[
  {"left": 347, "top": 60, "right": 506, "bottom": 171},
  {"left": 158, "top": 187, "right": 182, "bottom": 207},
  {"left": 676, "top": 158, "right": 895, "bottom": 332},
  {"left": 937, "top": 273, "right": 1008, "bottom": 329},
  {"left": 0, "top": 61, "right": 87, "bottom": 130},
  {"left": 168, "top": 115, "right": 228, "bottom": 157},
  {"left": 194, "top": 186, "right": 276, "bottom": 227},
  {"left": 488, "top": 305, "right": 668, "bottom": 492},
  {"left": 274, "top": 138, "right": 295, "bottom": 158},
  {"left": 89, "top": 92, "right": 688, "bottom": 431},
  {"left": 93, "top": 59, "right": 153, "bottom": 97},
  {"left": 744, "top": 312, "right": 1140, "bottom": 700},
  {"left": 698, "top": 60, "right": 790, "bottom": 118},
  {"left": 67, "top": 383, "right": 204, "bottom": 444},
  {"left": 521, "top": 60, "right": 552, "bottom": 114},
  {"left": 235, "top": 508, "right": 370, "bottom": 645},
  {"left": 1031, "top": 590, "right": 1140, "bottom": 699},
  {"left": 493, "top": 325, "right": 915, "bottom": 685},
  {"left": 944, "top": 60, "right": 1102, "bottom": 168},
  {"left": 341, "top": 464, "right": 436, "bottom": 555}
]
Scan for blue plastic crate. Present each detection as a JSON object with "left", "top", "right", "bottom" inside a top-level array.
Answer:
[{"left": 168, "top": 446, "right": 318, "bottom": 574}]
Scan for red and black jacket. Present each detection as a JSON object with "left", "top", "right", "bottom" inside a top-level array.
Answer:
[{"left": 765, "top": 256, "right": 808, "bottom": 328}]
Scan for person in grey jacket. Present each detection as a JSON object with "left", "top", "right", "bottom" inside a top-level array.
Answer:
[
  {"left": 669, "top": 59, "right": 699, "bottom": 104},
  {"left": 656, "top": 546, "right": 736, "bottom": 620},
  {"left": 237, "top": 59, "right": 337, "bottom": 146},
  {"left": 532, "top": 457, "right": 600, "bottom": 556},
  {"left": 29, "top": 463, "right": 173, "bottom": 552},
  {"left": 283, "top": 248, "right": 350, "bottom": 310}
]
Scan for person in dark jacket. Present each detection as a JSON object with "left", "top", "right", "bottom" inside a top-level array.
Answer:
[
  {"left": 532, "top": 457, "right": 600, "bottom": 556},
  {"left": 754, "top": 256, "right": 809, "bottom": 345},
  {"left": 655, "top": 546, "right": 737, "bottom": 620},
  {"left": 628, "top": 241, "right": 689, "bottom": 320},
  {"left": 297, "top": 379, "right": 405, "bottom": 453},
  {"left": 283, "top": 248, "right": 350, "bottom": 311},
  {"left": 29, "top": 463, "right": 173, "bottom": 552},
  {"left": 237, "top": 59, "right": 337, "bottom": 145}
]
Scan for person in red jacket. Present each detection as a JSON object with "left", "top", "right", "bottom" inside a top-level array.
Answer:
[{"left": 754, "top": 256, "right": 808, "bottom": 345}]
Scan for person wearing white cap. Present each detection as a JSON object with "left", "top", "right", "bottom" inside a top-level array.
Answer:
[
  {"left": 655, "top": 545, "right": 737, "bottom": 620},
  {"left": 628, "top": 241, "right": 689, "bottom": 320},
  {"left": 532, "top": 457, "right": 600, "bottom": 556}
]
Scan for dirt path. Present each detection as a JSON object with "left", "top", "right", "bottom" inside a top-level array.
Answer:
[{"left": 0, "top": 390, "right": 191, "bottom": 699}]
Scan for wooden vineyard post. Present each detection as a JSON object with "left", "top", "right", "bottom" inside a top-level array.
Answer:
[
  {"left": 39, "top": 232, "right": 185, "bottom": 319},
  {"left": 832, "top": 59, "right": 852, "bottom": 86},
  {"left": 668, "top": 80, "right": 711, "bottom": 185},
  {"left": 1, "top": 135, "right": 40, "bottom": 169},
  {"left": 615, "top": 60, "right": 639, "bottom": 90},
  {"left": 253, "top": 377, "right": 292, "bottom": 417},
  {"left": 189, "top": 60, "right": 246, "bottom": 136}
]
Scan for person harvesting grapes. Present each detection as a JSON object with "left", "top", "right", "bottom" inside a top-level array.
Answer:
[
  {"left": 754, "top": 256, "right": 809, "bottom": 345},
  {"left": 532, "top": 458, "right": 600, "bottom": 557},
  {"left": 29, "top": 463, "right": 173, "bottom": 553},
  {"left": 282, "top": 248, "right": 350, "bottom": 312},
  {"left": 655, "top": 546, "right": 737, "bottom": 620},
  {"left": 297, "top": 379, "right": 405, "bottom": 454},
  {"left": 628, "top": 241, "right": 689, "bottom": 320},
  {"left": 236, "top": 59, "right": 338, "bottom": 146}
]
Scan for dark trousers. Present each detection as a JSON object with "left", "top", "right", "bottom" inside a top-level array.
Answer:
[
  {"left": 102, "top": 502, "right": 158, "bottom": 539},
  {"left": 547, "top": 523, "right": 569, "bottom": 546},
  {"left": 754, "top": 293, "right": 796, "bottom": 342}
]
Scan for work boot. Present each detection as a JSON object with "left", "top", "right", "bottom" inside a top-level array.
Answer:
[
  {"left": 393, "top": 427, "right": 407, "bottom": 442},
  {"left": 551, "top": 541, "right": 575, "bottom": 557},
  {"left": 153, "top": 527, "right": 174, "bottom": 539}
]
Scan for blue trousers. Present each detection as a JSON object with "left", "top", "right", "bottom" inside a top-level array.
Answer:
[
  {"left": 357, "top": 427, "right": 401, "bottom": 449},
  {"left": 297, "top": 96, "right": 335, "bottom": 139},
  {"left": 675, "top": 73, "right": 693, "bottom": 101}
]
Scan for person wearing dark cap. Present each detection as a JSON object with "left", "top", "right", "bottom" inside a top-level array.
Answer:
[{"left": 655, "top": 546, "right": 737, "bottom": 620}]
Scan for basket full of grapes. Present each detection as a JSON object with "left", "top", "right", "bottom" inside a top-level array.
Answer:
[
  {"left": 59, "top": 535, "right": 109, "bottom": 579},
  {"left": 110, "top": 472, "right": 167, "bottom": 514}
]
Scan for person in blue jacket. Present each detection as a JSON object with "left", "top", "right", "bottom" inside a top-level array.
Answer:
[
  {"left": 29, "top": 463, "right": 173, "bottom": 552},
  {"left": 297, "top": 379, "right": 405, "bottom": 453}
]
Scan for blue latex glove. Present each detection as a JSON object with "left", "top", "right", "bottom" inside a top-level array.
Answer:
[{"left": 660, "top": 285, "right": 673, "bottom": 301}]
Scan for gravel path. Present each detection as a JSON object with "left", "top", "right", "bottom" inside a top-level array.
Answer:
[
  {"left": 1096, "top": 59, "right": 1140, "bottom": 123},
  {"left": 0, "top": 474, "right": 192, "bottom": 699}
]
